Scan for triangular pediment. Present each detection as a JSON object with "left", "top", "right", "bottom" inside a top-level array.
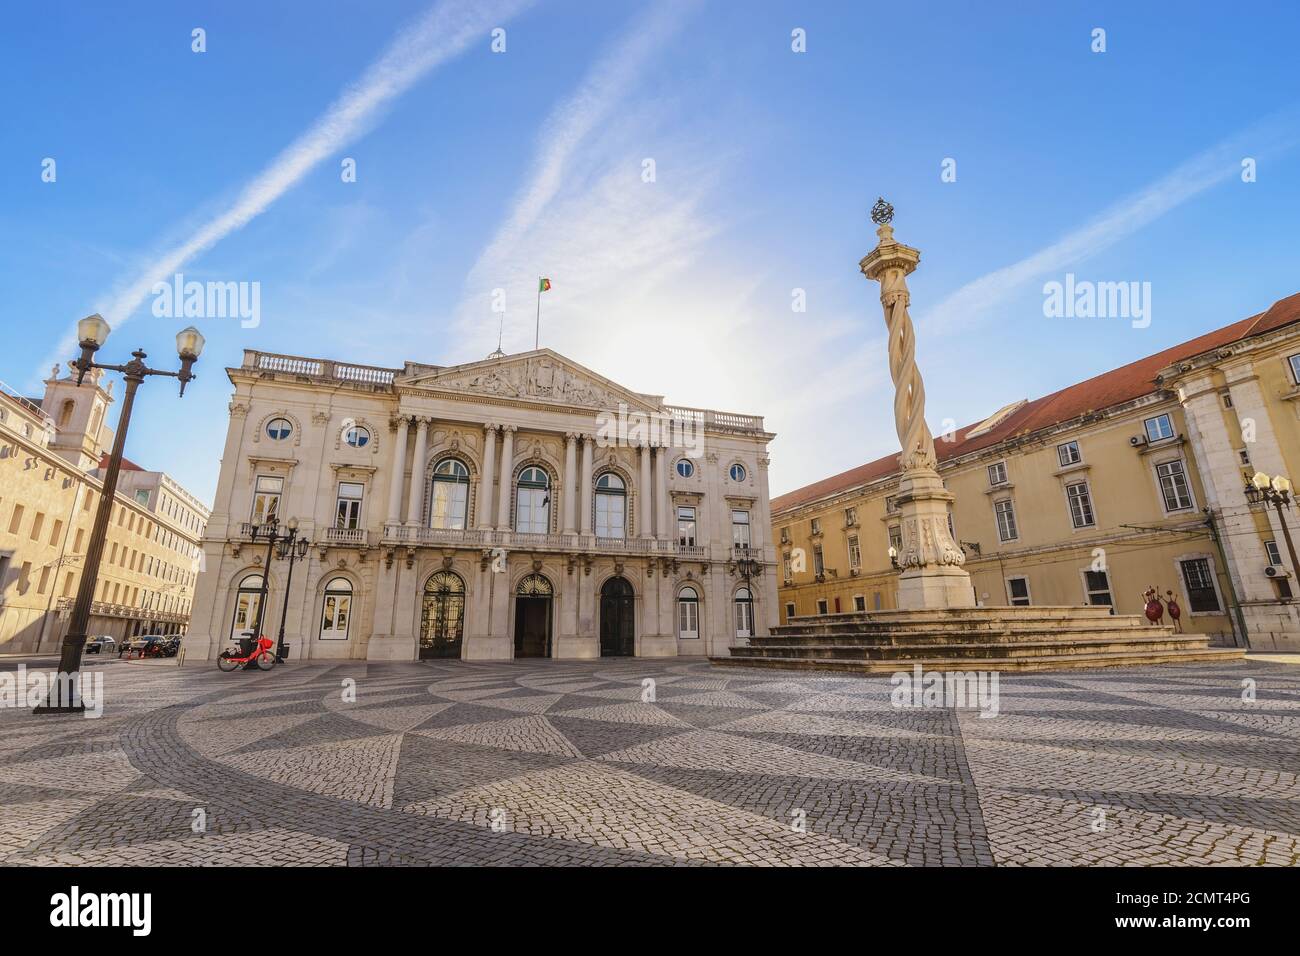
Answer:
[{"left": 397, "top": 349, "right": 663, "bottom": 413}]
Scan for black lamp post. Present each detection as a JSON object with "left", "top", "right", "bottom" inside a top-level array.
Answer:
[
  {"left": 274, "top": 521, "right": 310, "bottom": 663},
  {"left": 35, "top": 315, "right": 204, "bottom": 713},
  {"left": 1243, "top": 471, "right": 1300, "bottom": 579}
]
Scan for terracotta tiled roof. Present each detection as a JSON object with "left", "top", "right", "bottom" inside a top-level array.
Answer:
[
  {"left": 98, "top": 452, "right": 145, "bottom": 472},
  {"left": 772, "top": 291, "right": 1300, "bottom": 514}
]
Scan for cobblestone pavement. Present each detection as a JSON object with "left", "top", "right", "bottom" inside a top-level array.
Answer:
[{"left": 1, "top": 658, "right": 1297, "bottom": 866}]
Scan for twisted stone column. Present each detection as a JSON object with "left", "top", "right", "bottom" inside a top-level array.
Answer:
[{"left": 861, "top": 211, "right": 973, "bottom": 609}]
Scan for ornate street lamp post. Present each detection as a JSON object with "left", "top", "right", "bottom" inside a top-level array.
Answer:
[
  {"left": 1243, "top": 471, "right": 1300, "bottom": 579},
  {"left": 274, "top": 521, "right": 310, "bottom": 663},
  {"left": 35, "top": 315, "right": 204, "bottom": 713}
]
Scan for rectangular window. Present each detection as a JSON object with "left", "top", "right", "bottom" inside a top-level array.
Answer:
[
  {"left": 677, "top": 506, "right": 697, "bottom": 548},
  {"left": 853, "top": 594, "right": 866, "bottom": 612},
  {"left": 884, "top": 495, "right": 898, "bottom": 513},
  {"left": 1006, "top": 576, "right": 1031, "bottom": 606},
  {"left": 1266, "top": 540, "right": 1283, "bottom": 566},
  {"left": 1239, "top": 449, "right": 1251, "bottom": 467},
  {"left": 887, "top": 525, "right": 902, "bottom": 553},
  {"left": 987, "top": 461, "right": 1008, "bottom": 486},
  {"left": 731, "top": 510, "right": 751, "bottom": 549},
  {"left": 782, "top": 552, "right": 793, "bottom": 581},
  {"left": 1289, "top": 353, "right": 1300, "bottom": 385},
  {"left": 847, "top": 533, "right": 861, "bottom": 570},
  {"left": 1144, "top": 413, "right": 1174, "bottom": 443},
  {"left": 336, "top": 482, "right": 364, "bottom": 530},
  {"left": 1084, "top": 569, "right": 1113, "bottom": 609},
  {"left": 784, "top": 602, "right": 796, "bottom": 622},
  {"left": 73, "top": 528, "right": 84, "bottom": 552},
  {"left": 49, "top": 519, "right": 63, "bottom": 546},
  {"left": 1057, "top": 441, "right": 1081, "bottom": 467},
  {"left": 62, "top": 572, "right": 73, "bottom": 597},
  {"left": 251, "top": 476, "right": 283, "bottom": 526},
  {"left": 810, "top": 517, "right": 821, "bottom": 535},
  {"left": 18, "top": 562, "right": 32, "bottom": 595},
  {"left": 994, "top": 499, "right": 1018, "bottom": 541},
  {"left": 844, "top": 507, "right": 858, "bottom": 526},
  {"left": 816, "top": 599, "right": 829, "bottom": 615},
  {"left": 1155, "top": 459, "right": 1193, "bottom": 511},
  {"left": 29, "top": 512, "right": 44, "bottom": 541},
  {"left": 813, "top": 543, "right": 825, "bottom": 576},
  {"left": 1065, "top": 481, "right": 1095, "bottom": 528},
  {"left": 37, "top": 566, "right": 50, "bottom": 594},
  {"left": 8, "top": 505, "right": 23, "bottom": 535},
  {"left": 1180, "top": 558, "right": 1221, "bottom": 612},
  {"left": 779, "top": 526, "right": 790, "bottom": 544}
]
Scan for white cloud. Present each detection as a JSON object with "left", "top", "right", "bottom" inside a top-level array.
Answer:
[
  {"left": 921, "top": 109, "right": 1300, "bottom": 334},
  {"left": 44, "top": 0, "right": 534, "bottom": 367}
]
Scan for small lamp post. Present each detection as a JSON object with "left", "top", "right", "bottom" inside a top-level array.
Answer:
[
  {"left": 35, "top": 316, "right": 204, "bottom": 713},
  {"left": 1243, "top": 471, "right": 1300, "bottom": 578},
  {"left": 273, "top": 519, "right": 310, "bottom": 663}
]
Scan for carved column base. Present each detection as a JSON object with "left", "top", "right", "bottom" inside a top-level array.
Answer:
[{"left": 895, "top": 467, "right": 975, "bottom": 610}]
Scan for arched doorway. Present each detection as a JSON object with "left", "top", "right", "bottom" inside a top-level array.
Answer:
[
  {"left": 230, "top": 574, "right": 264, "bottom": 643},
  {"left": 514, "top": 573, "right": 553, "bottom": 658},
  {"left": 600, "top": 577, "right": 635, "bottom": 657},
  {"left": 420, "top": 570, "right": 465, "bottom": 659},
  {"left": 734, "top": 586, "right": 754, "bottom": 639},
  {"left": 678, "top": 585, "right": 700, "bottom": 641}
]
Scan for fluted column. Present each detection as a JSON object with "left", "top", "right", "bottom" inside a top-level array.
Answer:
[
  {"left": 405, "top": 417, "right": 429, "bottom": 527},
  {"left": 478, "top": 424, "right": 498, "bottom": 529},
  {"left": 562, "top": 432, "right": 578, "bottom": 534},
  {"left": 639, "top": 443, "right": 654, "bottom": 538},
  {"left": 655, "top": 445, "right": 670, "bottom": 538},
  {"left": 495, "top": 425, "right": 516, "bottom": 530},
  {"left": 579, "top": 435, "right": 594, "bottom": 535},
  {"left": 386, "top": 417, "right": 410, "bottom": 526}
]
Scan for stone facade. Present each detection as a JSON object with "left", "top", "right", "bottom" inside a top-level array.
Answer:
[
  {"left": 774, "top": 293, "right": 1300, "bottom": 653},
  {"left": 186, "top": 348, "right": 777, "bottom": 662},
  {"left": 0, "top": 368, "right": 209, "bottom": 651}
]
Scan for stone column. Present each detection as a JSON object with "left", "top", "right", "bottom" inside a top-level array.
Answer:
[
  {"left": 386, "top": 416, "right": 410, "bottom": 526},
  {"left": 860, "top": 202, "right": 974, "bottom": 609},
  {"left": 495, "top": 425, "right": 516, "bottom": 530},
  {"left": 655, "top": 446, "right": 670, "bottom": 539},
  {"left": 478, "top": 424, "right": 498, "bottom": 529},
  {"left": 562, "top": 432, "right": 578, "bottom": 534},
  {"left": 639, "top": 443, "right": 654, "bottom": 538},
  {"left": 405, "top": 417, "right": 429, "bottom": 527},
  {"left": 579, "top": 435, "right": 594, "bottom": 535}
]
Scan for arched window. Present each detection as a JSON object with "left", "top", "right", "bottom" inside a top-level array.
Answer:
[
  {"left": 734, "top": 586, "right": 754, "bottom": 638},
  {"left": 594, "top": 472, "right": 626, "bottom": 539},
  {"left": 319, "top": 578, "right": 353, "bottom": 640},
  {"left": 230, "top": 574, "right": 265, "bottom": 642},
  {"left": 431, "top": 458, "right": 470, "bottom": 529},
  {"left": 344, "top": 425, "right": 370, "bottom": 448},
  {"left": 729, "top": 462, "right": 747, "bottom": 482},
  {"left": 58, "top": 399, "right": 75, "bottom": 427},
  {"left": 678, "top": 585, "right": 700, "bottom": 640},
  {"left": 675, "top": 458, "right": 694, "bottom": 478},
  {"left": 515, "top": 466, "right": 550, "bottom": 533}
]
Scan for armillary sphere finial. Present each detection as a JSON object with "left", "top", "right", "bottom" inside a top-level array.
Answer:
[{"left": 870, "top": 197, "right": 894, "bottom": 225}]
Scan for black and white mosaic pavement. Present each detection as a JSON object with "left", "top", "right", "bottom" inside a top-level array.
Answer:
[{"left": 1, "top": 658, "right": 1297, "bottom": 866}]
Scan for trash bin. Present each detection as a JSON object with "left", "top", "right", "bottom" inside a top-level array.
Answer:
[{"left": 279, "top": 642, "right": 291, "bottom": 661}]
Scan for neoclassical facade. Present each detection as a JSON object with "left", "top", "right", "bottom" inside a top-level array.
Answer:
[{"left": 187, "top": 348, "right": 776, "bottom": 661}]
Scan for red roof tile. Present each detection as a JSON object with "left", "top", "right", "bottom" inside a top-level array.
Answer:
[
  {"left": 772, "top": 292, "right": 1300, "bottom": 513},
  {"left": 98, "top": 452, "right": 145, "bottom": 472}
]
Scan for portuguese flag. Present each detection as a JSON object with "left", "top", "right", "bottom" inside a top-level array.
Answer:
[{"left": 539, "top": 277, "right": 552, "bottom": 293}]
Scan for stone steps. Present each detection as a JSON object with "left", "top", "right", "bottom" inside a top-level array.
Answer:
[
  {"left": 726, "top": 635, "right": 1212, "bottom": 661},
  {"left": 754, "top": 625, "right": 1177, "bottom": 646},
  {"left": 711, "top": 605, "right": 1246, "bottom": 673},
  {"left": 711, "top": 646, "right": 1245, "bottom": 673}
]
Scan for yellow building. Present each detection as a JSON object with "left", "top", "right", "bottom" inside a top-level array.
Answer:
[
  {"left": 773, "top": 292, "right": 1300, "bottom": 652},
  {"left": 0, "top": 366, "right": 210, "bottom": 652}
]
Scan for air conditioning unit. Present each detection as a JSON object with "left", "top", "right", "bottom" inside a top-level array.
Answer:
[
  {"left": 1129, "top": 435, "right": 1147, "bottom": 447},
  {"left": 1265, "top": 565, "right": 1290, "bottom": 579}
]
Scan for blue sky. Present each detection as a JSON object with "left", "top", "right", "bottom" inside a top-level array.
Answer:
[{"left": 3, "top": 0, "right": 1299, "bottom": 505}]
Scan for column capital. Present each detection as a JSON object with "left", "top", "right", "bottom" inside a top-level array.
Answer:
[
  {"left": 483, "top": 422, "right": 500, "bottom": 435},
  {"left": 500, "top": 423, "right": 518, "bottom": 434},
  {"left": 390, "top": 416, "right": 410, "bottom": 432},
  {"left": 413, "top": 415, "right": 433, "bottom": 428},
  {"left": 564, "top": 431, "right": 580, "bottom": 443}
]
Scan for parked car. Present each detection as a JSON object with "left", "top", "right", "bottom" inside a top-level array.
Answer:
[
  {"left": 127, "top": 634, "right": 175, "bottom": 658},
  {"left": 84, "top": 635, "right": 116, "bottom": 654}
]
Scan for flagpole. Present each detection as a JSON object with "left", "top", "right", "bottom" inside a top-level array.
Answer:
[{"left": 535, "top": 277, "right": 541, "bottom": 350}]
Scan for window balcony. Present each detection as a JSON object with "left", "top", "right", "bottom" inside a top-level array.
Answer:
[
  {"left": 380, "top": 523, "right": 734, "bottom": 560},
  {"left": 324, "top": 527, "right": 370, "bottom": 547}
]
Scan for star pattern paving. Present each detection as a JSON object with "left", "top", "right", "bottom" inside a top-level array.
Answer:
[{"left": 1, "top": 658, "right": 1297, "bottom": 866}]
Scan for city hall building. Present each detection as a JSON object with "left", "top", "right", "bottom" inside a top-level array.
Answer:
[{"left": 186, "top": 348, "right": 777, "bottom": 661}]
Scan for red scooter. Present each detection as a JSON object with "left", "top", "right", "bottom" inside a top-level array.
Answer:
[{"left": 218, "top": 632, "right": 277, "bottom": 672}]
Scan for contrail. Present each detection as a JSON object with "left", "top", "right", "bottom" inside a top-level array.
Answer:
[
  {"left": 71, "top": 0, "right": 533, "bottom": 345},
  {"left": 921, "top": 107, "right": 1300, "bottom": 333}
]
